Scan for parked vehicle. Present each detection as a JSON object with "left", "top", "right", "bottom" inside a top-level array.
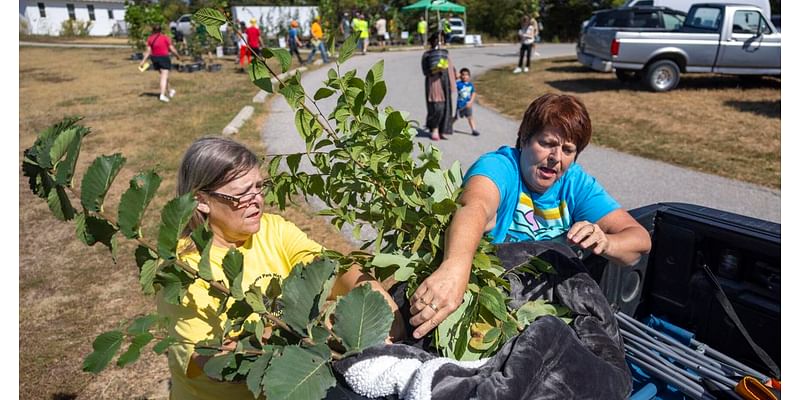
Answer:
[
  {"left": 174, "top": 13, "right": 193, "bottom": 37},
  {"left": 577, "top": 6, "right": 687, "bottom": 73},
  {"left": 621, "top": 0, "right": 771, "bottom": 19},
  {"left": 448, "top": 17, "right": 466, "bottom": 43},
  {"left": 610, "top": 3, "right": 780, "bottom": 91}
]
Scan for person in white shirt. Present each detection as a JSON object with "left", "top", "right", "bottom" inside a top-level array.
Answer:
[
  {"left": 513, "top": 15, "right": 537, "bottom": 74},
  {"left": 375, "top": 15, "right": 387, "bottom": 47}
]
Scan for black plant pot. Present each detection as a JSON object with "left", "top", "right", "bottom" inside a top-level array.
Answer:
[
  {"left": 131, "top": 52, "right": 144, "bottom": 60},
  {"left": 207, "top": 64, "right": 222, "bottom": 72}
]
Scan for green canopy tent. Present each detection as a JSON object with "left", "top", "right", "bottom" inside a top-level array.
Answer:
[{"left": 401, "top": 0, "right": 467, "bottom": 42}]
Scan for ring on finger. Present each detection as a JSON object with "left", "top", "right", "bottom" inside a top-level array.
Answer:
[
  {"left": 429, "top": 302, "right": 439, "bottom": 312},
  {"left": 589, "top": 224, "right": 596, "bottom": 235}
]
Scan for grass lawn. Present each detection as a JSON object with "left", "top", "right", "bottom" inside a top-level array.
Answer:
[
  {"left": 474, "top": 57, "right": 780, "bottom": 189},
  {"left": 19, "top": 46, "right": 353, "bottom": 399}
]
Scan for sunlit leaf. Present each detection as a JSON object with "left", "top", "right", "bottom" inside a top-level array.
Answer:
[
  {"left": 118, "top": 171, "right": 161, "bottom": 239},
  {"left": 333, "top": 284, "right": 393, "bottom": 353},
  {"left": 153, "top": 337, "right": 177, "bottom": 354},
  {"left": 135, "top": 245, "right": 158, "bottom": 295},
  {"left": 47, "top": 186, "right": 76, "bottom": 221},
  {"left": 247, "top": 350, "right": 273, "bottom": 398},
  {"left": 80, "top": 154, "right": 125, "bottom": 212},
  {"left": 127, "top": 314, "right": 159, "bottom": 335},
  {"left": 191, "top": 223, "right": 214, "bottom": 280},
  {"left": 282, "top": 258, "right": 337, "bottom": 335},
  {"left": 222, "top": 248, "right": 245, "bottom": 300},
  {"left": 192, "top": 8, "right": 225, "bottom": 42},
  {"left": 337, "top": 34, "right": 358, "bottom": 64},
  {"left": 248, "top": 59, "right": 273, "bottom": 93},
  {"left": 264, "top": 48, "right": 291, "bottom": 73},
  {"left": 478, "top": 286, "right": 508, "bottom": 322},
  {"left": 83, "top": 331, "right": 124, "bottom": 373},
  {"left": 117, "top": 332, "right": 154, "bottom": 367},
  {"left": 264, "top": 345, "right": 336, "bottom": 400},
  {"left": 157, "top": 193, "right": 197, "bottom": 260}
]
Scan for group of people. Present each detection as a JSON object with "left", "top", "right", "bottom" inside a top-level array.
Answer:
[
  {"left": 421, "top": 32, "right": 479, "bottom": 140},
  {"left": 163, "top": 87, "right": 651, "bottom": 397}
]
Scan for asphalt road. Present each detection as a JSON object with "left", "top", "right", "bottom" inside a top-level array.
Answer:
[{"left": 261, "top": 43, "right": 780, "bottom": 224}]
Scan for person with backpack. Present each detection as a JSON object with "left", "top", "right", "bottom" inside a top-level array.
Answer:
[
  {"left": 139, "top": 24, "right": 181, "bottom": 103},
  {"left": 306, "top": 16, "right": 330, "bottom": 64},
  {"left": 421, "top": 32, "right": 457, "bottom": 141}
]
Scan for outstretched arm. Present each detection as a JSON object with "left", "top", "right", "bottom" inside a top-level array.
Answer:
[{"left": 409, "top": 175, "right": 499, "bottom": 339}]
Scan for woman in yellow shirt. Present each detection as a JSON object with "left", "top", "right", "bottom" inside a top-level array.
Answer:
[{"left": 158, "top": 137, "right": 403, "bottom": 399}]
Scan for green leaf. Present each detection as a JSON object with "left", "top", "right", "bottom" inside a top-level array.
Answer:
[
  {"left": 286, "top": 153, "right": 301, "bottom": 174},
  {"left": 245, "top": 288, "right": 267, "bottom": 314},
  {"left": 314, "top": 87, "right": 335, "bottom": 100},
  {"left": 47, "top": 186, "right": 76, "bottom": 221},
  {"left": 83, "top": 331, "right": 124, "bottom": 373},
  {"left": 155, "top": 263, "right": 195, "bottom": 305},
  {"left": 371, "top": 253, "right": 412, "bottom": 269},
  {"left": 264, "top": 48, "right": 292, "bottom": 73},
  {"left": 516, "top": 299, "right": 560, "bottom": 326},
  {"left": 222, "top": 248, "right": 245, "bottom": 300},
  {"left": 153, "top": 337, "right": 177, "bottom": 354},
  {"left": 423, "top": 169, "right": 450, "bottom": 203},
  {"left": 264, "top": 345, "right": 336, "bottom": 400},
  {"left": 385, "top": 111, "right": 406, "bottom": 136},
  {"left": 135, "top": 245, "right": 158, "bottom": 295},
  {"left": 204, "top": 352, "right": 235, "bottom": 381},
  {"left": 192, "top": 8, "right": 225, "bottom": 42},
  {"left": 282, "top": 258, "right": 337, "bottom": 335},
  {"left": 53, "top": 125, "right": 86, "bottom": 185},
  {"left": 118, "top": 171, "right": 162, "bottom": 239},
  {"left": 75, "top": 212, "right": 118, "bottom": 256},
  {"left": 191, "top": 224, "right": 215, "bottom": 281},
  {"left": 127, "top": 314, "right": 159, "bottom": 334},
  {"left": 369, "top": 81, "right": 387, "bottom": 105},
  {"left": 337, "top": 34, "right": 358, "bottom": 64},
  {"left": 333, "top": 284, "right": 393, "bottom": 353},
  {"left": 478, "top": 286, "right": 508, "bottom": 322},
  {"left": 80, "top": 154, "right": 125, "bottom": 212},
  {"left": 247, "top": 351, "right": 273, "bottom": 398},
  {"left": 279, "top": 75, "right": 305, "bottom": 109},
  {"left": 157, "top": 193, "right": 197, "bottom": 260},
  {"left": 369, "top": 60, "right": 384, "bottom": 82},
  {"left": 117, "top": 332, "right": 154, "bottom": 367},
  {"left": 248, "top": 59, "right": 273, "bottom": 93}
]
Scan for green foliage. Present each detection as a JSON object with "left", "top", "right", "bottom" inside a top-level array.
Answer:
[
  {"left": 80, "top": 154, "right": 125, "bottom": 212},
  {"left": 264, "top": 345, "right": 336, "bottom": 400},
  {"left": 281, "top": 258, "right": 337, "bottom": 335},
  {"left": 60, "top": 19, "right": 93, "bottom": 37},
  {"left": 83, "top": 331, "right": 124, "bottom": 373},
  {"left": 333, "top": 284, "right": 394, "bottom": 354},
  {"left": 124, "top": 1, "right": 168, "bottom": 51},
  {"left": 118, "top": 171, "right": 161, "bottom": 239},
  {"left": 156, "top": 193, "right": 197, "bottom": 260}
]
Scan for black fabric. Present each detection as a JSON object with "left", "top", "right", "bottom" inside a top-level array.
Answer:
[
  {"left": 332, "top": 241, "right": 632, "bottom": 399},
  {"left": 421, "top": 49, "right": 454, "bottom": 135},
  {"left": 518, "top": 43, "right": 532, "bottom": 68},
  {"left": 151, "top": 56, "right": 171, "bottom": 71}
]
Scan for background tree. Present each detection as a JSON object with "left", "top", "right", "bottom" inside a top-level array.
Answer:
[{"left": 124, "top": 1, "right": 167, "bottom": 51}]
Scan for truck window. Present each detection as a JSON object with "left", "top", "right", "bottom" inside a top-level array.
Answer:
[
  {"left": 732, "top": 10, "right": 771, "bottom": 35},
  {"left": 632, "top": 11, "right": 660, "bottom": 28},
  {"left": 686, "top": 6, "right": 722, "bottom": 31},
  {"left": 662, "top": 12, "right": 684, "bottom": 30}
]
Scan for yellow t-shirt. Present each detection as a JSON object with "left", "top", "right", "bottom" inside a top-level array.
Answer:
[
  {"left": 157, "top": 213, "right": 323, "bottom": 400},
  {"left": 311, "top": 21, "right": 323, "bottom": 40},
  {"left": 353, "top": 18, "right": 369, "bottom": 39}
]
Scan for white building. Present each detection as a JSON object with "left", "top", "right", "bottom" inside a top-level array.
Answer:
[{"left": 19, "top": 0, "right": 127, "bottom": 36}]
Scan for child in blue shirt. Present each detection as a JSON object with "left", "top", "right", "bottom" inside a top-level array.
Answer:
[{"left": 455, "top": 68, "right": 480, "bottom": 136}]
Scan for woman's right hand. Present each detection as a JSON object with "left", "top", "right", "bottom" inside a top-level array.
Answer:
[{"left": 408, "top": 259, "right": 470, "bottom": 339}]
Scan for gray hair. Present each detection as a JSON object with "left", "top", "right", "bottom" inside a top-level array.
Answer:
[{"left": 177, "top": 136, "right": 260, "bottom": 235}]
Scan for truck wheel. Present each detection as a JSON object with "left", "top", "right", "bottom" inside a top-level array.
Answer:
[
  {"left": 615, "top": 68, "right": 640, "bottom": 83},
  {"left": 644, "top": 60, "right": 680, "bottom": 92}
]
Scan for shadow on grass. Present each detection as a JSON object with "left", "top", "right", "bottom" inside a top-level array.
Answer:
[
  {"left": 139, "top": 92, "right": 161, "bottom": 98},
  {"left": 545, "top": 65, "right": 598, "bottom": 74},
  {"left": 550, "top": 58, "right": 577, "bottom": 64},
  {"left": 546, "top": 74, "right": 780, "bottom": 93},
  {"left": 724, "top": 100, "right": 780, "bottom": 119},
  {"left": 52, "top": 393, "right": 77, "bottom": 400}
]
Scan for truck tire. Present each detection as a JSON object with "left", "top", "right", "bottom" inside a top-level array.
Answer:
[
  {"left": 615, "top": 68, "right": 640, "bottom": 83},
  {"left": 644, "top": 60, "right": 680, "bottom": 92}
]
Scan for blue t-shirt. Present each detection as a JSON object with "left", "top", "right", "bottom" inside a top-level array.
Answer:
[
  {"left": 456, "top": 80, "right": 475, "bottom": 109},
  {"left": 463, "top": 146, "right": 620, "bottom": 244},
  {"left": 289, "top": 28, "right": 299, "bottom": 47}
]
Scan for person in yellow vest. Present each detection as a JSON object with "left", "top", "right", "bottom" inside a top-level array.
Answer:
[
  {"left": 306, "top": 15, "right": 330, "bottom": 64},
  {"left": 159, "top": 137, "right": 405, "bottom": 399},
  {"left": 416, "top": 15, "right": 427, "bottom": 46},
  {"left": 352, "top": 12, "right": 369, "bottom": 54}
]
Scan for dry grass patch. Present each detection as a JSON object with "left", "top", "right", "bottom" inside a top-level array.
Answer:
[
  {"left": 475, "top": 57, "right": 780, "bottom": 189},
  {"left": 20, "top": 46, "right": 351, "bottom": 400}
]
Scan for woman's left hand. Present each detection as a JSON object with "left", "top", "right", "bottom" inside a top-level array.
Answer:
[{"left": 567, "top": 220, "right": 609, "bottom": 256}]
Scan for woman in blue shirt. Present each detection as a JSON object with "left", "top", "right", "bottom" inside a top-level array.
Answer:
[{"left": 407, "top": 93, "right": 652, "bottom": 339}]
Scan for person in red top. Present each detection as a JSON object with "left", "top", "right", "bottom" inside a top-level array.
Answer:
[
  {"left": 244, "top": 19, "right": 262, "bottom": 59},
  {"left": 140, "top": 24, "right": 181, "bottom": 103}
]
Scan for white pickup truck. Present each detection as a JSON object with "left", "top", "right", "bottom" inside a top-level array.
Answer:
[{"left": 609, "top": 3, "right": 780, "bottom": 91}]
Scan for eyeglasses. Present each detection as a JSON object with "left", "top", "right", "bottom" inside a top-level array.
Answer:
[{"left": 203, "top": 189, "right": 263, "bottom": 207}]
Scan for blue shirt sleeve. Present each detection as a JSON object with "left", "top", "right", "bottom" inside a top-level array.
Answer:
[{"left": 567, "top": 165, "right": 621, "bottom": 223}]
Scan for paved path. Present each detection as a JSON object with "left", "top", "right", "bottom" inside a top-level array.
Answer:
[{"left": 261, "top": 43, "right": 780, "bottom": 223}]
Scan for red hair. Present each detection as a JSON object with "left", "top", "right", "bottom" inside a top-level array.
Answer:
[{"left": 516, "top": 93, "right": 592, "bottom": 154}]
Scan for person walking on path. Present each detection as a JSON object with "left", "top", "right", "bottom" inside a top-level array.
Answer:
[
  {"left": 513, "top": 15, "right": 537, "bottom": 74},
  {"left": 353, "top": 13, "right": 369, "bottom": 54},
  {"left": 340, "top": 11, "right": 352, "bottom": 39},
  {"left": 455, "top": 67, "right": 480, "bottom": 136},
  {"left": 140, "top": 24, "right": 181, "bottom": 103},
  {"left": 375, "top": 14, "right": 387, "bottom": 48},
  {"left": 245, "top": 19, "right": 262, "bottom": 60},
  {"left": 532, "top": 12, "right": 543, "bottom": 56},
  {"left": 236, "top": 21, "right": 249, "bottom": 72},
  {"left": 287, "top": 20, "right": 304, "bottom": 65},
  {"left": 439, "top": 15, "right": 452, "bottom": 43},
  {"left": 416, "top": 16, "right": 428, "bottom": 46},
  {"left": 306, "top": 16, "right": 330, "bottom": 64},
  {"left": 421, "top": 33, "right": 457, "bottom": 141}
]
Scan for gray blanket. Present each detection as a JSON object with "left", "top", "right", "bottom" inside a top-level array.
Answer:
[{"left": 329, "top": 242, "right": 632, "bottom": 400}]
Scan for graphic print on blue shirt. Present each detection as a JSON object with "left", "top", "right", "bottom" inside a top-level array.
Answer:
[
  {"left": 463, "top": 146, "right": 620, "bottom": 244},
  {"left": 456, "top": 81, "right": 475, "bottom": 109}
]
